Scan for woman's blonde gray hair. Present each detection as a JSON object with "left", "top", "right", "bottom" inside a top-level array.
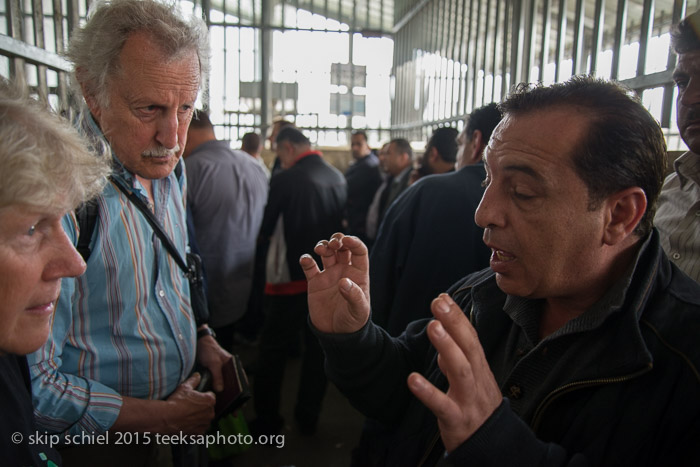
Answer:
[
  {"left": 0, "top": 80, "right": 110, "bottom": 211},
  {"left": 67, "top": 0, "right": 210, "bottom": 108}
]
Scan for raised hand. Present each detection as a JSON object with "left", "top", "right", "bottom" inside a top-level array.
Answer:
[
  {"left": 407, "top": 293, "right": 502, "bottom": 453},
  {"left": 299, "top": 233, "right": 371, "bottom": 334}
]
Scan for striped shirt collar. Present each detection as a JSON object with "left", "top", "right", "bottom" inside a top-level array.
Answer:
[{"left": 674, "top": 151, "right": 700, "bottom": 189}]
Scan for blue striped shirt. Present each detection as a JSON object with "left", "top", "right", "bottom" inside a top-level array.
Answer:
[{"left": 27, "top": 116, "right": 196, "bottom": 435}]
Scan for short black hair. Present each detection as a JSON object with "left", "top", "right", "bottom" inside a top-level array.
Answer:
[
  {"left": 389, "top": 138, "right": 413, "bottom": 159},
  {"left": 276, "top": 126, "right": 310, "bottom": 146},
  {"left": 499, "top": 76, "right": 667, "bottom": 238},
  {"left": 672, "top": 10, "right": 700, "bottom": 54},
  {"left": 352, "top": 130, "right": 368, "bottom": 142},
  {"left": 242, "top": 132, "right": 261, "bottom": 153},
  {"left": 427, "top": 127, "right": 459, "bottom": 163},
  {"left": 190, "top": 110, "right": 213, "bottom": 130},
  {"left": 466, "top": 103, "right": 502, "bottom": 144}
]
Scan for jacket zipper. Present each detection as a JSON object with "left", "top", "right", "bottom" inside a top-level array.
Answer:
[{"left": 530, "top": 364, "right": 653, "bottom": 432}]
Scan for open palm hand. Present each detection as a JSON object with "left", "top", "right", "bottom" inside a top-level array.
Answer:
[{"left": 299, "top": 233, "right": 371, "bottom": 334}]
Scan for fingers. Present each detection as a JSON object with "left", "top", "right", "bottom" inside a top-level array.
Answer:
[
  {"left": 407, "top": 372, "right": 459, "bottom": 425},
  {"left": 431, "top": 294, "right": 486, "bottom": 368},
  {"left": 311, "top": 234, "right": 370, "bottom": 271},
  {"left": 314, "top": 240, "right": 338, "bottom": 270},
  {"left": 426, "top": 320, "right": 475, "bottom": 402},
  {"left": 183, "top": 372, "right": 201, "bottom": 389},
  {"left": 208, "top": 363, "right": 225, "bottom": 393},
  {"left": 335, "top": 235, "right": 370, "bottom": 272},
  {"left": 299, "top": 254, "right": 320, "bottom": 280}
]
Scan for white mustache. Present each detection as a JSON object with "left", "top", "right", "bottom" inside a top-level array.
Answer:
[{"left": 142, "top": 143, "right": 181, "bottom": 158}]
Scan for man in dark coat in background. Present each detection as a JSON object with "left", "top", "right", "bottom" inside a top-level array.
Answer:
[{"left": 370, "top": 103, "right": 502, "bottom": 336}]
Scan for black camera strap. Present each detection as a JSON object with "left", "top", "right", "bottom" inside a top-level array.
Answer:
[{"left": 109, "top": 175, "right": 190, "bottom": 277}]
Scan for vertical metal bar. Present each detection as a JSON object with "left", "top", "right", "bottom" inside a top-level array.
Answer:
[
  {"left": 610, "top": 0, "right": 627, "bottom": 80},
  {"left": 491, "top": 0, "right": 501, "bottom": 102},
  {"left": 349, "top": 0, "right": 356, "bottom": 131},
  {"left": 31, "top": 0, "right": 48, "bottom": 101},
  {"left": 425, "top": 1, "right": 433, "bottom": 124},
  {"left": 365, "top": 0, "right": 370, "bottom": 31},
  {"left": 554, "top": 0, "right": 567, "bottom": 82},
  {"left": 525, "top": 0, "right": 537, "bottom": 83},
  {"left": 221, "top": 0, "right": 227, "bottom": 116},
  {"left": 481, "top": 0, "right": 492, "bottom": 106},
  {"left": 539, "top": 0, "right": 551, "bottom": 83},
  {"left": 589, "top": 0, "right": 604, "bottom": 76},
  {"left": 394, "top": 27, "right": 402, "bottom": 135},
  {"left": 8, "top": 0, "right": 26, "bottom": 87},
  {"left": 465, "top": 0, "right": 475, "bottom": 111},
  {"left": 400, "top": 21, "right": 409, "bottom": 138},
  {"left": 449, "top": 0, "right": 456, "bottom": 117},
  {"left": 281, "top": 0, "right": 285, "bottom": 29},
  {"left": 294, "top": 0, "right": 300, "bottom": 29},
  {"left": 405, "top": 21, "right": 412, "bottom": 134},
  {"left": 397, "top": 13, "right": 405, "bottom": 132},
  {"left": 429, "top": 0, "right": 437, "bottom": 124},
  {"left": 511, "top": 0, "right": 525, "bottom": 88},
  {"left": 52, "top": 0, "right": 68, "bottom": 112},
  {"left": 661, "top": 0, "right": 686, "bottom": 128},
  {"left": 501, "top": 0, "right": 511, "bottom": 99},
  {"left": 572, "top": 0, "right": 585, "bottom": 75},
  {"left": 471, "top": 0, "right": 482, "bottom": 110},
  {"left": 637, "top": 0, "right": 654, "bottom": 77},
  {"left": 455, "top": 0, "right": 466, "bottom": 115},
  {"left": 445, "top": 0, "right": 453, "bottom": 117},
  {"left": 436, "top": 0, "right": 447, "bottom": 122}
]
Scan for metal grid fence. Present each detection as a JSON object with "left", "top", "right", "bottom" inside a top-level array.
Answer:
[{"left": 1, "top": 0, "right": 697, "bottom": 148}]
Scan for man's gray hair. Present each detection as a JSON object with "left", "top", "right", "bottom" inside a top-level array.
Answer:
[{"left": 67, "top": 0, "right": 210, "bottom": 108}]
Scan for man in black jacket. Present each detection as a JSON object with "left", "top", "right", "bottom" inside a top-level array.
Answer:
[
  {"left": 370, "top": 104, "right": 501, "bottom": 337},
  {"left": 300, "top": 77, "right": 700, "bottom": 466},
  {"left": 253, "top": 127, "right": 346, "bottom": 436},
  {"left": 344, "top": 130, "right": 382, "bottom": 246}
]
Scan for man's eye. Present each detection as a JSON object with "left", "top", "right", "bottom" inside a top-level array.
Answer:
[
  {"left": 27, "top": 225, "right": 36, "bottom": 236},
  {"left": 513, "top": 192, "right": 535, "bottom": 201}
]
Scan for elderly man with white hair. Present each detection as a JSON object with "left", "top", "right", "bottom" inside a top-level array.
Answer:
[{"left": 28, "top": 0, "right": 230, "bottom": 464}]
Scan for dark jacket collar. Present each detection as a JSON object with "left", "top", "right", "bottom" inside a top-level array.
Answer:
[{"left": 464, "top": 232, "right": 674, "bottom": 380}]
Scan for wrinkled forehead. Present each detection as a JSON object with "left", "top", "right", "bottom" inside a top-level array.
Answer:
[{"left": 484, "top": 110, "right": 586, "bottom": 170}]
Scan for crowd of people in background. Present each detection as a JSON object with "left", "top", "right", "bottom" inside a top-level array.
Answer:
[{"left": 1, "top": 0, "right": 699, "bottom": 466}]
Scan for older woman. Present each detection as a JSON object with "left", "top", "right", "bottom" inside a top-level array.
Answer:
[{"left": 0, "top": 80, "right": 109, "bottom": 465}]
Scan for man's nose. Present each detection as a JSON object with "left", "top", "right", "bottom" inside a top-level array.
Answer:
[
  {"left": 156, "top": 111, "right": 180, "bottom": 150},
  {"left": 474, "top": 186, "right": 505, "bottom": 229}
]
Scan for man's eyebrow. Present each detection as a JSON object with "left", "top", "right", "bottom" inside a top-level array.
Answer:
[{"left": 503, "top": 164, "right": 544, "bottom": 181}]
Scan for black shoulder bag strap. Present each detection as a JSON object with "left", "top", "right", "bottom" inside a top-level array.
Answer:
[{"left": 110, "top": 175, "right": 209, "bottom": 326}]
